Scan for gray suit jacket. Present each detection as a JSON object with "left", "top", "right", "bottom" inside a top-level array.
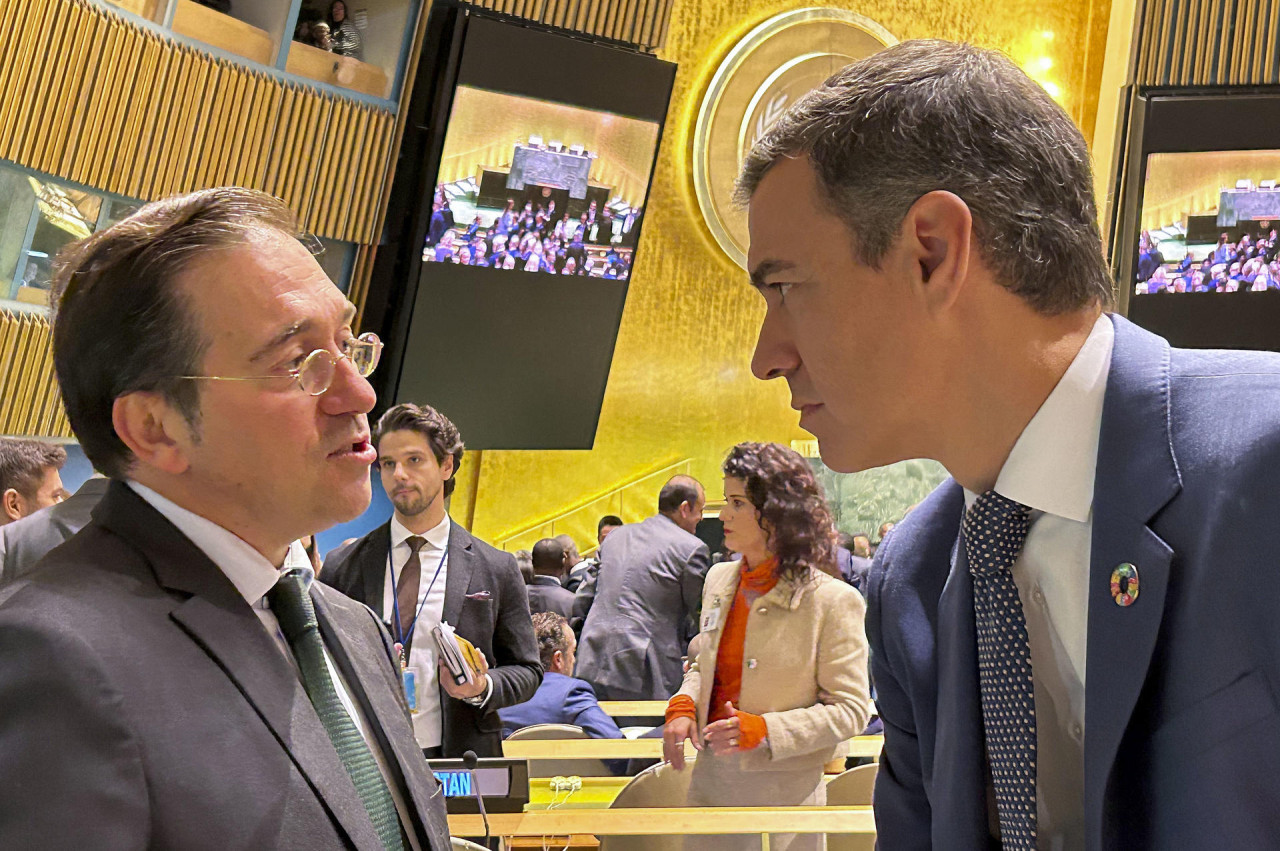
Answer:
[
  {"left": 0, "top": 481, "right": 452, "bottom": 850},
  {"left": 527, "top": 575, "right": 575, "bottom": 618},
  {"left": 320, "top": 519, "right": 541, "bottom": 757},
  {"left": 573, "top": 513, "right": 710, "bottom": 700},
  {"left": 0, "top": 476, "right": 109, "bottom": 585}
]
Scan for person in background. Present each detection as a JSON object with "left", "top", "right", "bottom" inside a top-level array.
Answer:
[
  {"left": 328, "top": 0, "right": 362, "bottom": 60},
  {"left": 320, "top": 402, "right": 540, "bottom": 757},
  {"left": 515, "top": 549, "right": 534, "bottom": 585},
  {"left": 0, "top": 187, "right": 451, "bottom": 849},
  {"left": 574, "top": 479, "right": 709, "bottom": 700},
  {"left": 499, "top": 612, "right": 624, "bottom": 742},
  {"left": 663, "top": 443, "right": 871, "bottom": 851},
  {"left": 0, "top": 438, "right": 66, "bottom": 526},
  {"left": 527, "top": 537, "right": 574, "bottom": 618},
  {"left": 310, "top": 21, "right": 332, "bottom": 52},
  {"left": 0, "top": 473, "right": 108, "bottom": 585},
  {"left": 597, "top": 514, "right": 623, "bottom": 545},
  {"left": 564, "top": 521, "right": 615, "bottom": 593},
  {"left": 740, "top": 38, "right": 1280, "bottom": 848},
  {"left": 834, "top": 531, "right": 871, "bottom": 593}
]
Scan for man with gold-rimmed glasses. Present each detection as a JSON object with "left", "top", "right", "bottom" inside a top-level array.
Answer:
[{"left": 0, "top": 187, "right": 452, "bottom": 850}]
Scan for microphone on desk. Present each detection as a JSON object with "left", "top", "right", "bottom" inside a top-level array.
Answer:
[{"left": 462, "top": 749, "right": 491, "bottom": 847}]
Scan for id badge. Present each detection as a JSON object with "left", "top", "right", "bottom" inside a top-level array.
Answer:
[
  {"left": 700, "top": 598, "right": 724, "bottom": 633},
  {"left": 402, "top": 668, "right": 418, "bottom": 712}
]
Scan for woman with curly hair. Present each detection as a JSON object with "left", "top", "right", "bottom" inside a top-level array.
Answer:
[{"left": 662, "top": 441, "right": 871, "bottom": 850}]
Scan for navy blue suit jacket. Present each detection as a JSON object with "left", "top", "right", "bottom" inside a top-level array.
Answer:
[
  {"left": 498, "top": 672, "right": 623, "bottom": 741},
  {"left": 867, "top": 315, "right": 1280, "bottom": 849}
]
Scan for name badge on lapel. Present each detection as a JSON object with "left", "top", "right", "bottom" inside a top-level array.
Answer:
[{"left": 701, "top": 597, "right": 725, "bottom": 633}]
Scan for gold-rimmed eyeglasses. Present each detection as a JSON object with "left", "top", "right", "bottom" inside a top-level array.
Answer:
[{"left": 176, "top": 332, "right": 383, "bottom": 396}]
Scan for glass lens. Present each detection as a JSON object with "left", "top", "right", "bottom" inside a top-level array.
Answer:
[
  {"left": 298, "top": 349, "right": 336, "bottom": 395},
  {"left": 350, "top": 332, "right": 382, "bottom": 377}
]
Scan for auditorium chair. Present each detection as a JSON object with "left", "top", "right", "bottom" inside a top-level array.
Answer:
[
  {"left": 824, "top": 763, "right": 878, "bottom": 851},
  {"left": 504, "top": 723, "right": 613, "bottom": 777},
  {"left": 598, "top": 760, "right": 695, "bottom": 851}
]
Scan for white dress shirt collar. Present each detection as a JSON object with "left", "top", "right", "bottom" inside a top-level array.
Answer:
[
  {"left": 127, "top": 481, "right": 312, "bottom": 604},
  {"left": 967, "top": 313, "right": 1115, "bottom": 522},
  {"left": 389, "top": 512, "right": 451, "bottom": 552}
]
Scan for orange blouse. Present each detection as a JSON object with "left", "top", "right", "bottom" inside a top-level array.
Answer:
[{"left": 666, "top": 556, "right": 777, "bottom": 751}]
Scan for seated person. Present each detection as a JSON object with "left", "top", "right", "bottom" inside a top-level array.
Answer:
[{"left": 499, "top": 612, "right": 623, "bottom": 741}]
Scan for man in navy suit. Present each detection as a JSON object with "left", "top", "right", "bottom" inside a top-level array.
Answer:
[
  {"left": 499, "top": 612, "right": 623, "bottom": 741},
  {"left": 737, "top": 40, "right": 1280, "bottom": 849}
]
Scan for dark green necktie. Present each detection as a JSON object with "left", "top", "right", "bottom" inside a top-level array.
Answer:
[{"left": 269, "top": 569, "right": 406, "bottom": 851}]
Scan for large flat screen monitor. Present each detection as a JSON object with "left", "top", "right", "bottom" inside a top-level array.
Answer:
[
  {"left": 1116, "top": 90, "right": 1280, "bottom": 351},
  {"left": 378, "top": 11, "right": 676, "bottom": 448}
]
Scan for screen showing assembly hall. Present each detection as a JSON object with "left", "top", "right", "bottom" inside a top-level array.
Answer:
[{"left": 423, "top": 86, "right": 661, "bottom": 281}]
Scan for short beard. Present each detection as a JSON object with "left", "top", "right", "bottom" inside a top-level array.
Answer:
[{"left": 392, "top": 491, "right": 432, "bottom": 519}]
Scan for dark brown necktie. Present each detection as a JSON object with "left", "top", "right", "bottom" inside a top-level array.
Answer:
[{"left": 397, "top": 536, "right": 428, "bottom": 649}]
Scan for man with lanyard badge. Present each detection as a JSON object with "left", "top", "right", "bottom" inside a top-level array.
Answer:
[{"left": 322, "top": 403, "right": 540, "bottom": 757}]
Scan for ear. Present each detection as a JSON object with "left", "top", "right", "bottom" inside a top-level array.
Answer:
[
  {"left": 551, "top": 649, "right": 564, "bottom": 671},
  {"left": 440, "top": 453, "right": 456, "bottom": 482},
  {"left": 901, "top": 190, "right": 972, "bottom": 315},
  {"left": 111, "top": 392, "right": 194, "bottom": 476},
  {"left": 2, "top": 488, "right": 23, "bottom": 522}
]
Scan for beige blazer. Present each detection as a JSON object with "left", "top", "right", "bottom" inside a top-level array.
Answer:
[{"left": 675, "top": 559, "right": 872, "bottom": 773}]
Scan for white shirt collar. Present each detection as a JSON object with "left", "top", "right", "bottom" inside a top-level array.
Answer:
[
  {"left": 389, "top": 512, "right": 451, "bottom": 552},
  {"left": 964, "top": 313, "right": 1115, "bottom": 523},
  {"left": 127, "top": 481, "right": 313, "bottom": 605}
]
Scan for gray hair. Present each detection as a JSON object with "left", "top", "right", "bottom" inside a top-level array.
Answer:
[{"left": 735, "top": 40, "right": 1114, "bottom": 315}]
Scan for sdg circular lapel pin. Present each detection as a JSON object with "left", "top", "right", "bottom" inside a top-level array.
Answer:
[{"left": 1110, "top": 563, "right": 1140, "bottom": 607}]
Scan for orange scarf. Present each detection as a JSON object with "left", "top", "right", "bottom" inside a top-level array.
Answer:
[{"left": 666, "top": 556, "right": 777, "bottom": 750}]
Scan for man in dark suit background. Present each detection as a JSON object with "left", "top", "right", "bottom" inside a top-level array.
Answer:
[
  {"left": 321, "top": 403, "right": 540, "bottom": 758},
  {"left": 0, "top": 437, "right": 67, "bottom": 525},
  {"left": 573, "top": 476, "right": 709, "bottom": 701},
  {"left": 0, "top": 475, "right": 108, "bottom": 585},
  {"left": 499, "top": 612, "right": 623, "bottom": 741},
  {"left": 0, "top": 188, "right": 451, "bottom": 849},
  {"left": 740, "top": 40, "right": 1280, "bottom": 849},
  {"left": 526, "top": 537, "right": 575, "bottom": 617}
]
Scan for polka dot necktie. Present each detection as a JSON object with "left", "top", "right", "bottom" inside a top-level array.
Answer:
[{"left": 964, "top": 490, "right": 1037, "bottom": 850}]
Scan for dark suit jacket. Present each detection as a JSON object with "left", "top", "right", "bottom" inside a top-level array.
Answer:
[
  {"left": 867, "top": 315, "right": 1280, "bottom": 850},
  {"left": 320, "top": 519, "right": 541, "bottom": 757},
  {"left": 0, "top": 476, "right": 109, "bottom": 585},
  {"left": 0, "top": 482, "right": 451, "bottom": 850},
  {"left": 527, "top": 574, "right": 575, "bottom": 618},
  {"left": 573, "top": 514, "right": 710, "bottom": 700},
  {"left": 498, "top": 671, "right": 623, "bottom": 740}
]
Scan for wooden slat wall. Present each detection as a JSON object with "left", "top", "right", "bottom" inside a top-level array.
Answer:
[
  {"left": 1134, "top": 0, "right": 1280, "bottom": 84},
  {"left": 0, "top": 0, "right": 395, "bottom": 244},
  {"left": 468, "top": 0, "right": 673, "bottom": 50},
  {"left": 0, "top": 311, "right": 70, "bottom": 439}
]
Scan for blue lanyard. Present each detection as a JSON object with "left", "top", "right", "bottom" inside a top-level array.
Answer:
[{"left": 388, "top": 535, "right": 448, "bottom": 649}]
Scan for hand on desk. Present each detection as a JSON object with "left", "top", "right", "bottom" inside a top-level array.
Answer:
[{"left": 662, "top": 716, "right": 701, "bottom": 770}]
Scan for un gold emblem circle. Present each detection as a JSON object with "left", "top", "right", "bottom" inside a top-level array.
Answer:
[{"left": 692, "top": 8, "right": 897, "bottom": 269}]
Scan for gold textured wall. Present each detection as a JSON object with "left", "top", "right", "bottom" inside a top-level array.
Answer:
[
  {"left": 1141, "top": 151, "right": 1280, "bottom": 231},
  {"left": 456, "top": 0, "right": 1115, "bottom": 547},
  {"left": 435, "top": 88, "right": 662, "bottom": 207}
]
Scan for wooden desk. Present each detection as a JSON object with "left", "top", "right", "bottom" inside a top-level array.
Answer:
[
  {"left": 448, "top": 806, "right": 876, "bottom": 838},
  {"left": 503, "top": 736, "right": 883, "bottom": 761},
  {"left": 527, "top": 771, "right": 866, "bottom": 810},
  {"left": 599, "top": 700, "right": 878, "bottom": 718},
  {"left": 599, "top": 701, "right": 667, "bottom": 717}
]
